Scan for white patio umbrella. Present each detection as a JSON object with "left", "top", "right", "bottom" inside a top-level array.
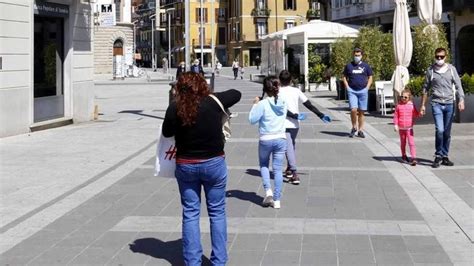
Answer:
[{"left": 392, "top": 0, "right": 413, "bottom": 95}]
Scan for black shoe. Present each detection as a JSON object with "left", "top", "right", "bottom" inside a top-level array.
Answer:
[
  {"left": 357, "top": 131, "right": 365, "bottom": 138},
  {"left": 441, "top": 157, "right": 454, "bottom": 166},
  {"left": 288, "top": 172, "right": 300, "bottom": 185},
  {"left": 401, "top": 155, "right": 409, "bottom": 163},
  {"left": 349, "top": 128, "right": 357, "bottom": 138},
  {"left": 432, "top": 156, "right": 442, "bottom": 168}
]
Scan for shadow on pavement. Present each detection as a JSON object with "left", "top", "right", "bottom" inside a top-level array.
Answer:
[
  {"left": 372, "top": 156, "right": 433, "bottom": 166},
  {"left": 226, "top": 189, "right": 263, "bottom": 206},
  {"left": 119, "top": 110, "right": 164, "bottom": 120},
  {"left": 245, "top": 169, "right": 261, "bottom": 177},
  {"left": 320, "top": 130, "right": 350, "bottom": 137},
  {"left": 129, "top": 238, "right": 211, "bottom": 266}
]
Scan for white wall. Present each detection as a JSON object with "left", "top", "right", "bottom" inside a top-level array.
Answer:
[
  {"left": 70, "top": 0, "right": 95, "bottom": 122},
  {"left": 0, "top": 0, "right": 33, "bottom": 137}
]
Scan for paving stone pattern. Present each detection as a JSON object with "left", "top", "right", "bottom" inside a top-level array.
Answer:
[{"left": 0, "top": 77, "right": 470, "bottom": 265}]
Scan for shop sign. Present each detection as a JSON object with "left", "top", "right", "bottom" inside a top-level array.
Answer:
[
  {"left": 98, "top": 4, "right": 116, "bottom": 27},
  {"left": 34, "top": 2, "right": 69, "bottom": 18}
]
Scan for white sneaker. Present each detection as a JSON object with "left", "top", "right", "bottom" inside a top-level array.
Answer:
[
  {"left": 262, "top": 189, "right": 273, "bottom": 207},
  {"left": 273, "top": 200, "right": 281, "bottom": 209}
]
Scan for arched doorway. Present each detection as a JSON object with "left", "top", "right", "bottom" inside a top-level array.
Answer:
[
  {"left": 457, "top": 25, "right": 474, "bottom": 74},
  {"left": 113, "top": 39, "right": 124, "bottom": 78},
  {"left": 113, "top": 39, "right": 123, "bottom": 56}
]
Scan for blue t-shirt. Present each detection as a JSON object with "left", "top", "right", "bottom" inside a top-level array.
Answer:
[{"left": 343, "top": 61, "right": 373, "bottom": 90}]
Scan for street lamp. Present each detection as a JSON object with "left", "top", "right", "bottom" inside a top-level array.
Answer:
[{"left": 150, "top": 14, "right": 156, "bottom": 71}]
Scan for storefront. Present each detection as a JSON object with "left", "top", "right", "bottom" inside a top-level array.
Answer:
[{"left": 0, "top": 0, "right": 95, "bottom": 137}]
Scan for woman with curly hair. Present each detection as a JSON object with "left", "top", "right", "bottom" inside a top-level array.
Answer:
[
  {"left": 249, "top": 76, "right": 287, "bottom": 209},
  {"left": 162, "top": 72, "right": 241, "bottom": 265}
]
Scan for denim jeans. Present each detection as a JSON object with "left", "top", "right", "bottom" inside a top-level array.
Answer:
[
  {"left": 431, "top": 102, "right": 454, "bottom": 157},
  {"left": 258, "top": 138, "right": 287, "bottom": 201},
  {"left": 175, "top": 156, "right": 227, "bottom": 266},
  {"left": 285, "top": 128, "right": 299, "bottom": 171}
]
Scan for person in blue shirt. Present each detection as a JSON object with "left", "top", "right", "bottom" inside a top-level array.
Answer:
[
  {"left": 249, "top": 76, "right": 287, "bottom": 209},
  {"left": 343, "top": 48, "right": 373, "bottom": 138}
]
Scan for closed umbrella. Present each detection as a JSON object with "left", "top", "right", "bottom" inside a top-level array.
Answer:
[
  {"left": 392, "top": 0, "right": 413, "bottom": 96},
  {"left": 418, "top": 0, "right": 442, "bottom": 25}
]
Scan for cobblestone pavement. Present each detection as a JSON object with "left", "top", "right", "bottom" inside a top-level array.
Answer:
[{"left": 0, "top": 77, "right": 472, "bottom": 265}]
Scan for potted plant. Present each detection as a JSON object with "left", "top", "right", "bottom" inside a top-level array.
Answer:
[{"left": 457, "top": 73, "right": 474, "bottom": 123}]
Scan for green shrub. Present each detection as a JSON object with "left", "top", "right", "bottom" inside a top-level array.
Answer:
[
  {"left": 461, "top": 73, "right": 474, "bottom": 95},
  {"left": 330, "top": 38, "right": 354, "bottom": 79},
  {"left": 406, "top": 76, "right": 425, "bottom": 97},
  {"left": 411, "top": 23, "right": 449, "bottom": 75},
  {"left": 353, "top": 26, "right": 396, "bottom": 82},
  {"left": 308, "top": 44, "right": 327, "bottom": 83}
]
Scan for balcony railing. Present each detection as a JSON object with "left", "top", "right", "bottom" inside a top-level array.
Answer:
[
  {"left": 307, "top": 9, "right": 320, "bottom": 20},
  {"left": 192, "top": 38, "right": 213, "bottom": 46},
  {"left": 251, "top": 8, "right": 270, "bottom": 17}
]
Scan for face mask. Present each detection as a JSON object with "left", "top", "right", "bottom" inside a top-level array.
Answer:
[
  {"left": 354, "top": 56, "right": 362, "bottom": 63},
  {"left": 435, "top": 59, "right": 445, "bottom": 66}
]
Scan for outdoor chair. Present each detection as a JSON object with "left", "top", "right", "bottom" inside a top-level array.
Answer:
[{"left": 377, "top": 82, "right": 395, "bottom": 115}]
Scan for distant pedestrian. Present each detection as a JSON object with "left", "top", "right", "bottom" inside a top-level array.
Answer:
[
  {"left": 191, "top": 59, "right": 204, "bottom": 75},
  {"left": 255, "top": 56, "right": 261, "bottom": 70},
  {"left": 343, "top": 48, "right": 373, "bottom": 138},
  {"left": 240, "top": 66, "right": 245, "bottom": 79},
  {"left": 176, "top": 61, "right": 186, "bottom": 80},
  {"left": 249, "top": 76, "right": 287, "bottom": 209},
  {"left": 393, "top": 89, "right": 420, "bottom": 166},
  {"left": 162, "top": 57, "right": 168, "bottom": 74},
  {"left": 420, "top": 47, "right": 465, "bottom": 168},
  {"left": 162, "top": 72, "right": 242, "bottom": 265},
  {"left": 215, "top": 60, "right": 222, "bottom": 76},
  {"left": 278, "top": 70, "right": 331, "bottom": 184},
  {"left": 232, "top": 59, "right": 239, "bottom": 80}
]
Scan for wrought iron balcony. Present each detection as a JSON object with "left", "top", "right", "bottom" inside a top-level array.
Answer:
[
  {"left": 306, "top": 8, "right": 320, "bottom": 20},
  {"left": 251, "top": 8, "right": 270, "bottom": 17}
]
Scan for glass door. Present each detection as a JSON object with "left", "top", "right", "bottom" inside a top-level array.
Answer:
[{"left": 33, "top": 16, "right": 64, "bottom": 122}]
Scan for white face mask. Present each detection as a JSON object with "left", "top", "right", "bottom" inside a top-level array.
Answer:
[
  {"left": 354, "top": 56, "right": 362, "bottom": 63},
  {"left": 435, "top": 59, "right": 445, "bottom": 66}
]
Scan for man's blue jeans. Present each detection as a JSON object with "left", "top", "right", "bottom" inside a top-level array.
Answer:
[
  {"left": 258, "top": 138, "right": 287, "bottom": 201},
  {"left": 285, "top": 128, "right": 299, "bottom": 172},
  {"left": 175, "top": 156, "right": 227, "bottom": 266},
  {"left": 431, "top": 102, "right": 454, "bottom": 157}
]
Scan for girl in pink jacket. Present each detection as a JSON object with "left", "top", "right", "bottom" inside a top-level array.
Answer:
[{"left": 393, "top": 89, "right": 420, "bottom": 166}]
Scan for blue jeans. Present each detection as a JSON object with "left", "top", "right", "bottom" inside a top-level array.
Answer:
[
  {"left": 258, "top": 138, "right": 287, "bottom": 201},
  {"left": 285, "top": 128, "right": 299, "bottom": 171},
  {"left": 432, "top": 102, "right": 454, "bottom": 157},
  {"left": 175, "top": 156, "right": 227, "bottom": 266}
]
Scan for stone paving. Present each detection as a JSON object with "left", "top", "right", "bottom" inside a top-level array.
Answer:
[{"left": 0, "top": 76, "right": 472, "bottom": 265}]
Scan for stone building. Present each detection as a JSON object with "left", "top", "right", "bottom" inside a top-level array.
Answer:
[{"left": 93, "top": 0, "right": 134, "bottom": 74}]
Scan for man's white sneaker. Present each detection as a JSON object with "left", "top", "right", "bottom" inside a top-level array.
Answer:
[
  {"left": 262, "top": 190, "right": 273, "bottom": 207},
  {"left": 273, "top": 200, "right": 281, "bottom": 209}
]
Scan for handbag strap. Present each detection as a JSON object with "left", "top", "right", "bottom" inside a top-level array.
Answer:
[{"left": 209, "top": 94, "right": 229, "bottom": 118}]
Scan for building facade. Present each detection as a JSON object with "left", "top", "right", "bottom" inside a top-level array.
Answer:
[
  {"left": 228, "top": 0, "right": 321, "bottom": 67},
  {"left": 93, "top": 0, "right": 134, "bottom": 74},
  {"left": 0, "top": 0, "right": 95, "bottom": 137}
]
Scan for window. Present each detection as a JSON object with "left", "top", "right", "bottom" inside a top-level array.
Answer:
[
  {"left": 284, "top": 0, "right": 296, "bottom": 10},
  {"left": 218, "top": 27, "right": 226, "bottom": 44},
  {"left": 216, "top": 8, "right": 226, "bottom": 22},
  {"left": 284, "top": 21, "right": 295, "bottom": 29},
  {"left": 198, "top": 26, "right": 206, "bottom": 42},
  {"left": 257, "top": 0, "right": 266, "bottom": 9},
  {"left": 256, "top": 21, "right": 267, "bottom": 39},
  {"left": 195, "top": 8, "right": 208, "bottom": 23}
]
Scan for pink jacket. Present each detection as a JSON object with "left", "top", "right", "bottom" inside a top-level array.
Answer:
[{"left": 393, "top": 101, "right": 420, "bottom": 130}]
